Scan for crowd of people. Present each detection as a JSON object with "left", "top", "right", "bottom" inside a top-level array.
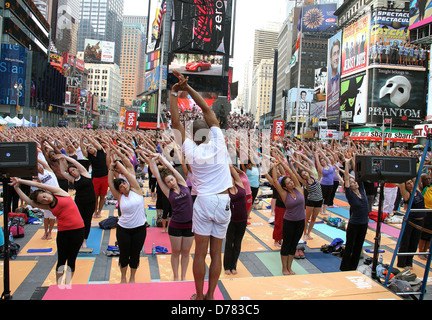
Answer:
[{"left": 2, "top": 72, "right": 431, "bottom": 299}]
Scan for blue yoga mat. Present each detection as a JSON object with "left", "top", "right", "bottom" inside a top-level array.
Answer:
[
  {"left": 79, "top": 228, "right": 103, "bottom": 255},
  {"left": 304, "top": 252, "right": 341, "bottom": 273},
  {"left": 313, "top": 223, "right": 371, "bottom": 247},
  {"left": 327, "top": 207, "right": 374, "bottom": 223}
]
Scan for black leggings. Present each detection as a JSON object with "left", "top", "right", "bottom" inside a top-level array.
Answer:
[
  {"left": 56, "top": 228, "right": 85, "bottom": 273},
  {"left": 281, "top": 219, "right": 305, "bottom": 256},
  {"left": 116, "top": 224, "right": 147, "bottom": 269},
  {"left": 76, "top": 200, "right": 95, "bottom": 240},
  {"left": 340, "top": 222, "right": 368, "bottom": 271},
  {"left": 224, "top": 221, "right": 247, "bottom": 271}
]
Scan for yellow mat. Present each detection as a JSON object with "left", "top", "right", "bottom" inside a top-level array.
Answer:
[
  {"left": 157, "top": 254, "right": 194, "bottom": 282},
  {"left": 42, "top": 257, "right": 95, "bottom": 287},
  {"left": 0, "top": 260, "right": 38, "bottom": 295},
  {"left": 247, "top": 225, "right": 280, "bottom": 250},
  {"left": 91, "top": 209, "right": 111, "bottom": 227},
  {"left": 19, "top": 229, "right": 58, "bottom": 256},
  {"left": 109, "top": 257, "right": 151, "bottom": 284},
  {"left": 207, "top": 253, "right": 252, "bottom": 280},
  {"left": 221, "top": 271, "right": 401, "bottom": 300}
]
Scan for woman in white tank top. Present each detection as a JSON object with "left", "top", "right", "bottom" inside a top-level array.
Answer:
[{"left": 108, "top": 161, "right": 147, "bottom": 283}]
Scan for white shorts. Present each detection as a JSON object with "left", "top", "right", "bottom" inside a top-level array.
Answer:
[
  {"left": 43, "top": 209, "right": 56, "bottom": 220},
  {"left": 192, "top": 193, "right": 231, "bottom": 239}
]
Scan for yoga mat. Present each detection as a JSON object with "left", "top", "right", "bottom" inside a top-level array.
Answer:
[
  {"left": 220, "top": 271, "right": 398, "bottom": 300},
  {"left": 19, "top": 229, "right": 57, "bottom": 256},
  {"left": 109, "top": 257, "right": 151, "bottom": 284},
  {"left": 328, "top": 207, "right": 375, "bottom": 223},
  {"left": 313, "top": 223, "right": 371, "bottom": 247},
  {"left": 43, "top": 280, "right": 224, "bottom": 300},
  {"left": 239, "top": 230, "right": 268, "bottom": 252},
  {"left": 248, "top": 212, "right": 268, "bottom": 226},
  {"left": 42, "top": 257, "right": 96, "bottom": 287},
  {"left": 333, "top": 198, "right": 349, "bottom": 207},
  {"left": 157, "top": 254, "right": 194, "bottom": 282},
  {"left": 206, "top": 253, "right": 253, "bottom": 279},
  {"left": 90, "top": 209, "right": 110, "bottom": 227},
  {"left": 0, "top": 260, "right": 38, "bottom": 295},
  {"left": 368, "top": 222, "right": 400, "bottom": 238},
  {"left": 304, "top": 252, "right": 341, "bottom": 273},
  {"left": 144, "top": 227, "right": 172, "bottom": 254},
  {"left": 305, "top": 231, "right": 330, "bottom": 249},
  {"left": 79, "top": 228, "right": 103, "bottom": 255},
  {"left": 255, "top": 251, "right": 308, "bottom": 276},
  {"left": 246, "top": 225, "right": 280, "bottom": 250}
]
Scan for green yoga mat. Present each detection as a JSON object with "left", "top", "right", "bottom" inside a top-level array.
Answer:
[{"left": 255, "top": 251, "right": 309, "bottom": 276}]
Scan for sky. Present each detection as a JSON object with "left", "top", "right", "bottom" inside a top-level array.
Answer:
[{"left": 123, "top": 0, "right": 289, "bottom": 87}]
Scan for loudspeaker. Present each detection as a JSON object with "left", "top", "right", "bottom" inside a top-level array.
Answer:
[
  {"left": 355, "top": 155, "right": 417, "bottom": 183},
  {"left": 0, "top": 142, "right": 38, "bottom": 177}
]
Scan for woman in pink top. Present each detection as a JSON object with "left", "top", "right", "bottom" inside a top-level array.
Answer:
[{"left": 10, "top": 177, "right": 84, "bottom": 287}]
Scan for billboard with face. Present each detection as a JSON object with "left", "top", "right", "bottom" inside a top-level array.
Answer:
[
  {"left": 367, "top": 68, "right": 426, "bottom": 126},
  {"left": 340, "top": 71, "right": 367, "bottom": 124},
  {"left": 341, "top": 14, "right": 369, "bottom": 76},
  {"left": 326, "top": 31, "right": 342, "bottom": 126}
]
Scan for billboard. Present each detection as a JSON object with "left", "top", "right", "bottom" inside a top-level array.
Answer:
[
  {"left": 169, "top": 53, "right": 224, "bottom": 76},
  {"left": 288, "top": 88, "right": 314, "bottom": 117},
  {"left": 367, "top": 68, "right": 426, "bottom": 126},
  {"left": 326, "top": 31, "right": 342, "bottom": 126},
  {"left": 300, "top": 3, "right": 337, "bottom": 33},
  {"left": 84, "top": 39, "right": 115, "bottom": 63},
  {"left": 0, "top": 44, "right": 28, "bottom": 106},
  {"left": 341, "top": 14, "right": 369, "bottom": 76},
  {"left": 147, "top": 0, "right": 166, "bottom": 54},
  {"left": 125, "top": 111, "right": 137, "bottom": 130},
  {"left": 177, "top": 91, "right": 219, "bottom": 112},
  {"left": 171, "top": 0, "right": 232, "bottom": 54},
  {"left": 370, "top": 9, "right": 410, "bottom": 66},
  {"left": 409, "top": 0, "right": 432, "bottom": 30},
  {"left": 340, "top": 71, "right": 367, "bottom": 124}
]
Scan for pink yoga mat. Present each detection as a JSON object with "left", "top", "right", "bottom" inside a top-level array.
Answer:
[
  {"left": 42, "top": 281, "right": 224, "bottom": 300},
  {"left": 144, "top": 227, "right": 172, "bottom": 254},
  {"left": 368, "top": 222, "right": 400, "bottom": 238}
]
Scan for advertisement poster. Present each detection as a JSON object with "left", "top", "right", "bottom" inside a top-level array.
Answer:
[
  {"left": 84, "top": 39, "right": 115, "bottom": 63},
  {"left": 370, "top": 9, "right": 410, "bottom": 65},
  {"left": 409, "top": 0, "right": 432, "bottom": 30},
  {"left": 367, "top": 68, "right": 426, "bottom": 126},
  {"left": 125, "top": 111, "right": 137, "bottom": 130},
  {"left": 171, "top": 0, "right": 232, "bottom": 54},
  {"left": 273, "top": 120, "right": 285, "bottom": 139},
  {"left": 326, "top": 31, "right": 342, "bottom": 126},
  {"left": 341, "top": 14, "right": 369, "bottom": 76},
  {"left": 0, "top": 44, "right": 28, "bottom": 106},
  {"left": 300, "top": 4, "right": 337, "bottom": 33},
  {"left": 147, "top": 0, "right": 166, "bottom": 54},
  {"left": 340, "top": 71, "right": 367, "bottom": 124}
]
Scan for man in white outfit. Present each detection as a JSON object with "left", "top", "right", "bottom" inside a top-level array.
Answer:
[{"left": 170, "top": 70, "right": 232, "bottom": 300}]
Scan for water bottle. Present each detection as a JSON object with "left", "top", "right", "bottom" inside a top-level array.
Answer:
[
  {"left": 9, "top": 231, "right": 13, "bottom": 243},
  {"left": 152, "top": 243, "right": 156, "bottom": 256},
  {"left": 152, "top": 216, "right": 156, "bottom": 227},
  {"left": 379, "top": 254, "right": 383, "bottom": 264}
]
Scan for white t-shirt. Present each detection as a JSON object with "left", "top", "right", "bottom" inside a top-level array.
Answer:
[
  {"left": 182, "top": 126, "right": 232, "bottom": 196},
  {"left": 118, "top": 190, "right": 146, "bottom": 229}
]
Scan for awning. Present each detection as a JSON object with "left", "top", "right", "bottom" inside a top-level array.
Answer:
[{"left": 350, "top": 127, "right": 416, "bottom": 143}]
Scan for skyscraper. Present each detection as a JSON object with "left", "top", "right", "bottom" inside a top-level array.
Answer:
[
  {"left": 120, "top": 16, "right": 147, "bottom": 107},
  {"left": 253, "top": 26, "right": 280, "bottom": 69},
  {"left": 78, "top": 0, "right": 125, "bottom": 65}
]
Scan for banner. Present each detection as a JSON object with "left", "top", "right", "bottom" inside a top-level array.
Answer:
[
  {"left": 171, "top": 0, "right": 231, "bottom": 54},
  {"left": 125, "top": 111, "right": 137, "bottom": 130},
  {"left": 146, "top": 0, "right": 166, "bottom": 53},
  {"left": 370, "top": 9, "right": 410, "bottom": 66},
  {"left": 0, "top": 44, "right": 28, "bottom": 106},
  {"left": 84, "top": 39, "right": 115, "bottom": 63},
  {"left": 326, "top": 31, "right": 342, "bottom": 126},
  {"left": 273, "top": 120, "right": 285, "bottom": 138},
  {"left": 340, "top": 71, "right": 367, "bottom": 124},
  {"left": 300, "top": 4, "right": 337, "bottom": 33},
  {"left": 119, "top": 107, "right": 126, "bottom": 131},
  {"left": 367, "top": 68, "right": 426, "bottom": 126},
  {"left": 341, "top": 14, "right": 369, "bottom": 76}
]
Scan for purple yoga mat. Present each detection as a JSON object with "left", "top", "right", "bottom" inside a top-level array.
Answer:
[{"left": 368, "top": 222, "right": 400, "bottom": 238}]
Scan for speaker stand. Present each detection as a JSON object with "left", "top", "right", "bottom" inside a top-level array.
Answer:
[
  {"left": 371, "top": 180, "right": 385, "bottom": 281},
  {"left": 1, "top": 176, "right": 12, "bottom": 300}
]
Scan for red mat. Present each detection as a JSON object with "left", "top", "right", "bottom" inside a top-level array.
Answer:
[
  {"left": 42, "top": 281, "right": 224, "bottom": 300},
  {"left": 144, "top": 227, "right": 172, "bottom": 254}
]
